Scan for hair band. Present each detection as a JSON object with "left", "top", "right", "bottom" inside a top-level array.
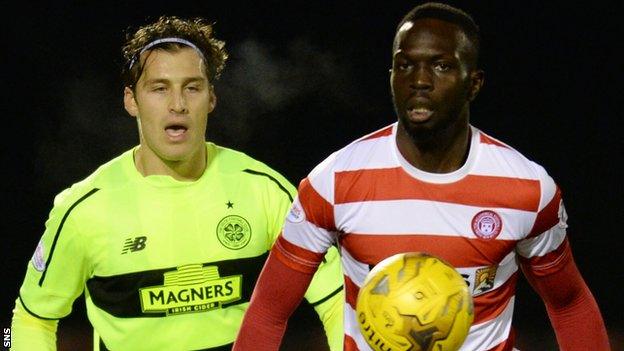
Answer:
[{"left": 128, "top": 37, "right": 205, "bottom": 69}]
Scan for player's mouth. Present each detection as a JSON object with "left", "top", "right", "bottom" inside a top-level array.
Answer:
[
  {"left": 165, "top": 124, "right": 188, "bottom": 142},
  {"left": 406, "top": 107, "right": 434, "bottom": 123}
]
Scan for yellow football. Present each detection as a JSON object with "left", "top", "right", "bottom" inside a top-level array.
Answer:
[{"left": 356, "top": 252, "right": 474, "bottom": 351}]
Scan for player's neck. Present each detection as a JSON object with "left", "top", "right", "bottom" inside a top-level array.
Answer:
[
  {"left": 396, "top": 122, "right": 471, "bottom": 174},
  {"left": 134, "top": 145, "right": 207, "bottom": 181}
]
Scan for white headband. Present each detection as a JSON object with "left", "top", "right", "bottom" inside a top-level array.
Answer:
[{"left": 128, "top": 37, "right": 206, "bottom": 69}]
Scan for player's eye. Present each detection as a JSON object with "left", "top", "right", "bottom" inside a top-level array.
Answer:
[
  {"left": 396, "top": 62, "right": 412, "bottom": 71},
  {"left": 433, "top": 62, "right": 452, "bottom": 72},
  {"left": 393, "top": 61, "right": 414, "bottom": 73},
  {"left": 152, "top": 85, "right": 167, "bottom": 92}
]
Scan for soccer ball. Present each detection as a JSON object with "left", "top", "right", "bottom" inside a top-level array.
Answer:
[{"left": 356, "top": 252, "right": 473, "bottom": 351}]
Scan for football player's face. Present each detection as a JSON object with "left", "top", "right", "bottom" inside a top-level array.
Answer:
[
  {"left": 390, "top": 19, "right": 482, "bottom": 142},
  {"left": 124, "top": 47, "right": 215, "bottom": 163}
]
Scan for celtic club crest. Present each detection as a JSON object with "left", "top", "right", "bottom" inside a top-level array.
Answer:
[{"left": 216, "top": 215, "right": 252, "bottom": 250}]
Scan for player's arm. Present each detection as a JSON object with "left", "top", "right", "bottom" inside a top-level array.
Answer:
[
  {"left": 237, "top": 176, "right": 339, "bottom": 350},
  {"left": 10, "top": 298, "right": 58, "bottom": 351},
  {"left": 233, "top": 238, "right": 321, "bottom": 350},
  {"left": 12, "top": 188, "right": 94, "bottom": 350},
  {"left": 265, "top": 171, "right": 344, "bottom": 350},
  {"left": 517, "top": 179, "right": 609, "bottom": 350},
  {"left": 520, "top": 239, "right": 609, "bottom": 350}
]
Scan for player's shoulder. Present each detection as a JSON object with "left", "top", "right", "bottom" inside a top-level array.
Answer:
[
  {"left": 209, "top": 142, "right": 271, "bottom": 172},
  {"left": 473, "top": 127, "right": 555, "bottom": 188},
  {"left": 208, "top": 142, "right": 295, "bottom": 195},
  {"left": 308, "top": 123, "right": 396, "bottom": 180},
  {"left": 51, "top": 149, "right": 135, "bottom": 210}
]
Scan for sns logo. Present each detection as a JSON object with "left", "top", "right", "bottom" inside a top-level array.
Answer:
[
  {"left": 122, "top": 236, "right": 148, "bottom": 254},
  {"left": 4, "top": 327, "right": 11, "bottom": 348}
]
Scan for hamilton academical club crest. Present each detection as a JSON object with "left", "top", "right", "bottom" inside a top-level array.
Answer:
[
  {"left": 471, "top": 210, "right": 503, "bottom": 240},
  {"left": 216, "top": 215, "right": 252, "bottom": 249}
]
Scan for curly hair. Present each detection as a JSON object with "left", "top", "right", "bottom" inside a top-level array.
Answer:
[{"left": 122, "top": 15, "right": 228, "bottom": 88}]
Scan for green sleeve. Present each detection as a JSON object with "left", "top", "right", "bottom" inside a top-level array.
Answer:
[
  {"left": 18, "top": 190, "right": 92, "bottom": 319},
  {"left": 10, "top": 298, "right": 58, "bottom": 350},
  {"left": 311, "top": 285, "right": 344, "bottom": 351},
  {"left": 307, "top": 246, "right": 344, "bottom": 351}
]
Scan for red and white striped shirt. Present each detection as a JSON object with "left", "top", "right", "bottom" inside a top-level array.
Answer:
[{"left": 274, "top": 122, "right": 568, "bottom": 351}]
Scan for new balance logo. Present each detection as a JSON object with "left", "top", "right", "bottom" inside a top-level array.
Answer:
[{"left": 122, "top": 236, "right": 147, "bottom": 254}]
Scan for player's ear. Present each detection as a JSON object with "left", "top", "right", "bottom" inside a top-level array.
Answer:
[
  {"left": 124, "top": 87, "right": 139, "bottom": 117},
  {"left": 468, "top": 69, "right": 484, "bottom": 102},
  {"left": 207, "top": 85, "right": 217, "bottom": 113}
]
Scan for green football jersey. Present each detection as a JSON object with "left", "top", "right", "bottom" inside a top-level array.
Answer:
[{"left": 18, "top": 142, "right": 343, "bottom": 351}]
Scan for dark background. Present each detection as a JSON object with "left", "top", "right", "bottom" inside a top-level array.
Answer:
[{"left": 3, "top": 1, "right": 622, "bottom": 350}]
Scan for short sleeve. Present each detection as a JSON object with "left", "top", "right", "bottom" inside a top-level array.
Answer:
[
  {"left": 19, "top": 192, "right": 92, "bottom": 319},
  {"left": 516, "top": 168, "right": 568, "bottom": 272}
]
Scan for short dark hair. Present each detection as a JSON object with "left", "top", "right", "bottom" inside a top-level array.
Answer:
[
  {"left": 121, "top": 15, "right": 228, "bottom": 88},
  {"left": 395, "top": 2, "right": 480, "bottom": 66}
]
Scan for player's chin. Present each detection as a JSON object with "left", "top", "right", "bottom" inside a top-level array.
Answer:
[
  {"left": 159, "top": 145, "right": 196, "bottom": 162},
  {"left": 404, "top": 123, "right": 437, "bottom": 144},
  {"left": 399, "top": 115, "right": 436, "bottom": 141}
]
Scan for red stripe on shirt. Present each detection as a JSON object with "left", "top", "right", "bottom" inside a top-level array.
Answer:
[
  {"left": 480, "top": 133, "right": 510, "bottom": 149},
  {"left": 340, "top": 233, "right": 517, "bottom": 268},
  {"left": 335, "top": 168, "right": 540, "bottom": 211},
  {"left": 344, "top": 274, "right": 360, "bottom": 310},
  {"left": 273, "top": 235, "right": 324, "bottom": 274},
  {"left": 361, "top": 125, "right": 393, "bottom": 141},
  {"left": 298, "top": 177, "right": 336, "bottom": 231},
  {"left": 472, "top": 272, "right": 518, "bottom": 324},
  {"left": 344, "top": 335, "right": 360, "bottom": 351},
  {"left": 528, "top": 186, "right": 562, "bottom": 238}
]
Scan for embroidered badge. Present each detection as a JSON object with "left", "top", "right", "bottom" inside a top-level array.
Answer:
[
  {"left": 286, "top": 201, "right": 305, "bottom": 224},
  {"left": 31, "top": 240, "right": 46, "bottom": 272},
  {"left": 558, "top": 199, "right": 569, "bottom": 229},
  {"left": 216, "top": 215, "right": 252, "bottom": 250},
  {"left": 471, "top": 210, "right": 503, "bottom": 239}
]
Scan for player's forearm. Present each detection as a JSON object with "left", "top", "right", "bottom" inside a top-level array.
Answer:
[
  {"left": 522, "top": 243, "right": 610, "bottom": 350},
  {"left": 234, "top": 250, "right": 314, "bottom": 351},
  {"left": 10, "top": 298, "right": 58, "bottom": 351},
  {"left": 546, "top": 287, "right": 610, "bottom": 351},
  {"left": 234, "top": 306, "right": 287, "bottom": 350}
]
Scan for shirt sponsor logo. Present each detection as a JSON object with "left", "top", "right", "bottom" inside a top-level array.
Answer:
[
  {"left": 473, "top": 266, "right": 498, "bottom": 294},
  {"left": 458, "top": 265, "right": 498, "bottom": 296},
  {"left": 471, "top": 210, "right": 503, "bottom": 240},
  {"left": 31, "top": 240, "right": 46, "bottom": 272},
  {"left": 216, "top": 215, "right": 252, "bottom": 250},
  {"left": 139, "top": 264, "right": 242, "bottom": 316}
]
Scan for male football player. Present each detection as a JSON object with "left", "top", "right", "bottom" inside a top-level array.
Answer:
[
  {"left": 234, "top": 2, "right": 610, "bottom": 350},
  {"left": 11, "top": 15, "right": 343, "bottom": 350}
]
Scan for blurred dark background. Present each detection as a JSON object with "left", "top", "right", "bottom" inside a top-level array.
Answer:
[{"left": 3, "top": 1, "right": 622, "bottom": 350}]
